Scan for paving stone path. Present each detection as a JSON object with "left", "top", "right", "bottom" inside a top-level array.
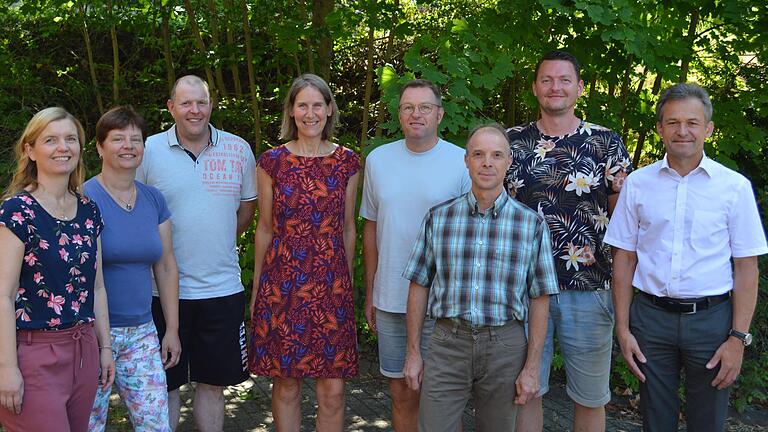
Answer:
[{"left": 99, "top": 356, "right": 765, "bottom": 431}]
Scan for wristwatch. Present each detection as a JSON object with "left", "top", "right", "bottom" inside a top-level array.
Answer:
[{"left": 728, "top": 329, "right": 753, "bottom": 346}]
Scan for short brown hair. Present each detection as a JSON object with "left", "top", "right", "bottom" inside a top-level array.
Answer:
[
  {"left": 96, "top": 106, "right": 148, "bottom": 144},
  {"left": 280, "top": 74, "right": 339, "bottom": 141},
  {"left": 398, "top": 79, "right": 442, "bottom": 105}
]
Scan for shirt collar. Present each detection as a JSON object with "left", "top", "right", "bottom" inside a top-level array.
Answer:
[
  {"left": 660, "top": 152, "right": 714, "bottom": 178},
  {"left": 166, "top": 124, "right": 218, "bottom": 148},
  {"left": 467, "top": 189, "right": 508, "bottom": 219}
]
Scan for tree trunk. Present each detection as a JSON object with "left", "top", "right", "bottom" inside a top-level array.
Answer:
[
  {"left": 298, "top": 0, "right": 315, "bottom": 74},
  {"left": 504, "top": 74, "right": 517, "bottom": 127},
  {"left": 632, "top": 73, "right": 663, "bottom": 167},
  {"left": 374, "top": 0, "right": 399, "bottom": 138},
  {"left": 312, "top": 0, "right": 334, "bottom": 80},
  {"left": 79, "top": 1, "right": 104, "bottom": 115},
  {"left": 360, "top": 25, "right": 375, "bottom": 148},
  {"left": 161, "top": 3, "right": 176, "bottom": 95},
  {"left": 107, "top": 0, "right": 119, "bottom": 103},
  {"left": 239, "top": 0, "right": 262, "bottom": 150},
  {"left": 222, "top": 0, "right": 242, "bottom": 98},
  {"left": 679, "top": 9, "right": 700, "bottom": 82},
  {"left": 182, "top": 0, "right": 218, "bottom": 103},
  {"left": 207, "top": 0, "right": 228, "bottom": 98},
  {"left": 618, "top": 55, "right": 634, "bottom": 142}
]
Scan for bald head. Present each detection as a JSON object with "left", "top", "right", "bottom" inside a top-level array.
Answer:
[{"left": 466, "top": 124, "right": 511, "bottom": 155}]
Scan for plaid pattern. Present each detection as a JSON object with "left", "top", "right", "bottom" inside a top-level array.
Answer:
[{"left": 403, "top": 191, "right": 559, "bottom": 326}]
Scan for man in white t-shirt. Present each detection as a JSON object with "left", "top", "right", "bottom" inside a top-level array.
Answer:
[
  {"left": 360, "top": 79, "right": 470, "bottom": 431},
  {"left": 137, "top": 75, "right": 257, "bottom": 432}
]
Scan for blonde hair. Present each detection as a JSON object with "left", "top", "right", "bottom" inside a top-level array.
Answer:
[{"left": 3, "top": 107, "right": 86, "bottom": 198}]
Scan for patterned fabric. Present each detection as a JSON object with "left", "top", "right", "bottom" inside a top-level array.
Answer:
[
  {"left": 89, "top": 321, "right": 170, "bottom": 432},
  {"left": 0, "top": 191, "right": 102, "bottom": 330},
  {"left": 505, "top": 121, "right": 633, "bottom": 292},
  {"left": 249, "top": 145, "right": 360, "bottom": 378},
  {"left": 402, "top": 191, "right": 559, "bottom": 327}
]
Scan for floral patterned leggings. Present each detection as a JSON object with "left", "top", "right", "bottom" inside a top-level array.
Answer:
[{"left": 89, "top": 321, "right": 171, "bottom": 432}]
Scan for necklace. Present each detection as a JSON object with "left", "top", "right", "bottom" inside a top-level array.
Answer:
[
  {"left": 100, "top": 175, "right": 136, "bottom": 211},
  {"left": 31, "top": 190, "right": 74, "bottom": 220}
]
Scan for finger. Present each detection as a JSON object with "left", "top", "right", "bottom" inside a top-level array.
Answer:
[
  {"left": 632, "top": 346, "right": 647, "bottom": 364},
  {"left": 710, "top": 366, "right": 727, "bottom": 388},
  {"left": 13, "top": 390, "right": 23, "bottom": 414},
  {"left": 623, "top": 353, "right": 646, "bottom": 382}
]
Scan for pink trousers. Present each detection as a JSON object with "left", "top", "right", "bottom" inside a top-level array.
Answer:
[{"left": 0, "top": 323, "right": 99, "bottom": 432}]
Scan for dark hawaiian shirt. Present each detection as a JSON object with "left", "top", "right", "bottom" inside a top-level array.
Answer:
[
  {"left": 505, "top": 121, "right": 633, "bottom": 291},
  {"left": 0, "top": 192, "right": 102, "bottom": 330}
]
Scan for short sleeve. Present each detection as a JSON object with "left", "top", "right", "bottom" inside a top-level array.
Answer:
[
  {"left": 0, "top": 196, "right": 33, "bottom": 245},
  {"left": 605, "top": 132, "right": 634, "bottom": 195},
  {"left": 147, "top": 185, "right": 172, "bottom": 225},
  {"left": 80, "top": 195, "right": 104, "bottom": 238},
  {"left": 341, "top": 147, "right": 361, "bottom": 179},
  {"left": 727, "top": 178, "right": 768, "bottom": 258},
  {"left": 359, "top": 158, "right": 378, "bottom": 221},
  {"left": 603, "top": 175, "right": 639, "bottom": 252},
  {"left": 241, "top": 143, "right": 258, "bottom": 201},
  {"left": 257, "top": 148, "right": 280, "bottom": 179},
  {"left": 402, "top": 211, "right": 436, "bottom": 288}
]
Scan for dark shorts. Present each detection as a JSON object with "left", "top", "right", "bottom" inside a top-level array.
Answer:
[{"left": 152, "top": 292, "right": 249, "bottom": 391}]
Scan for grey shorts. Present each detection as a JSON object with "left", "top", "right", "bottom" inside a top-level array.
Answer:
[{"left": 375, "top": 309, "right": 434, "bottom": 379}]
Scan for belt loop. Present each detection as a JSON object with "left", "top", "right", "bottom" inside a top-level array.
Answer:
[{"left": 26, "top": 331, "right": 32, "bottom": 345}]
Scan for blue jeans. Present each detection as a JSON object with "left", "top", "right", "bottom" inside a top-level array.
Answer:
[
  {"left": 375, "top": 309, "right": 434, "bottom": 378},
  {"left": 537, "top": 290, "right": 614, "bottom": 407}
]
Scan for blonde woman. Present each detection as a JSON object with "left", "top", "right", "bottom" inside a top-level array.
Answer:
[{"left": 0, "top": 108, "right": 115, "bottom": 431}]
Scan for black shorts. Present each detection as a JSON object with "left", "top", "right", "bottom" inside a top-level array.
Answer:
[{"left": 152, "top": 291, "right": 249, "bottom": 391}]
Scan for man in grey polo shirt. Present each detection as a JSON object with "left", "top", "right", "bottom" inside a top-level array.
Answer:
[{"left": 137, "top": 75, "right": 257, "bottom": 432}]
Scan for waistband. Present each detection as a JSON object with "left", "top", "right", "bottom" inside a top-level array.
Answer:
[
  {"left": 17, "top": 322, "right": 95, "bottom": 344},
  {"left": 436, "top": 317, "right": 521, "bottom": 336},
  {"left": 639, "top": 290, "right": 731, "bottom": 314}
]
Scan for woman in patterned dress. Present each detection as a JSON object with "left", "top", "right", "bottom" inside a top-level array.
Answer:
[
  {"left": 0, "top": 108, "right": 115, "bottom": 431},
  {"left": 249, "top": 74, "right": 360, "bottom": 431}
]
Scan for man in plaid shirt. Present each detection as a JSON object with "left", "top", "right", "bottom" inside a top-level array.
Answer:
[{"left": 402, "top": 124, "right": 559, "bottom": 431}]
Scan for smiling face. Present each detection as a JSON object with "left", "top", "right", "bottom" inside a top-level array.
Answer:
[
  {"left": 465, "top": 128, "right": 512, "bottom": 193},
  {"left": 25, "top": 119, "right": 81, "bottom": 179},
  {"left": 398, "top": 86, "right": 444, "bottom": 143},
  {"left": 657, "top": 97, "right": 714, "bottom": 168},
  {"left": 167, "top": 80, "right": 212, "bottom": 141},
  {"left": 291, "top": 86, "right": 332, "bottom": 140},
  {"left": 532, "top": 60, "right": 584, "bottom": 116},
  {"left": 98, "top": 125, "right": 144, "bottom": 173}
]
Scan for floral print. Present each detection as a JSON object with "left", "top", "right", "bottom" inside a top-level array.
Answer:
[
  {"left": 0, "top": 192, "right": 102, "bottom": 329},
  {"left": 505, "top": 121, "right": 633, "bottom": 291},
  {"left": 249, "top": 145, "right": 360, "bottom": 378},
  {"left": 89, "top": 321, "right": 170, "bottom": 432}
]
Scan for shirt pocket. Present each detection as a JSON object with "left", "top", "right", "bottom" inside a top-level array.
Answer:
[{"left": 691, "top": 210, "right": 729, "bottom": 252}]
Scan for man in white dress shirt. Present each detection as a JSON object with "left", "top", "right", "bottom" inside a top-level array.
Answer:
[{"left": 605, "top": 82, "right": 767, "bottom": 432}]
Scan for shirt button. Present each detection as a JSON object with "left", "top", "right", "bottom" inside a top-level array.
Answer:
[
  {"left": 476, "top": 262, "right": 481, "bottom": 267},
  {"left": 478, "top": 240, "right": 483, "bottom": 245}
]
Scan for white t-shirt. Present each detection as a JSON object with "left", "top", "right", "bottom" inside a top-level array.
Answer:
[
  {"left": 137, "top": 124, "right": 257, "bottom": 300},
  {"left": 604, "top": 155, "right": 768, "bottom": 298},
  {"left": 360, "top": 139, "right": 470, "bottom": 313}
]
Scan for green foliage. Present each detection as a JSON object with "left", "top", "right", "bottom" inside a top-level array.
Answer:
[{"left": 2, "top": 0, "right": 767, "bottom": 411}]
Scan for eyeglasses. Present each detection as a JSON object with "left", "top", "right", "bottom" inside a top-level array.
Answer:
[{"left": 398, "top": 103, "right": 441, "bottom": 115}]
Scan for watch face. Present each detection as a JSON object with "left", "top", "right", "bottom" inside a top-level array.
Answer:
[{"left": 744, "top": 333, "right": 753, "bottom": 346}]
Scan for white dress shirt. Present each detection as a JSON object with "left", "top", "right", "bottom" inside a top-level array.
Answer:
[{"left": 604, "top": 154, "right": 768, "bottom": 298}]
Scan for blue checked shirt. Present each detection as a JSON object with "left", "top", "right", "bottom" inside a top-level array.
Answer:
[{"left": 403, "top": 190, "right": 559, "bottom": 326}]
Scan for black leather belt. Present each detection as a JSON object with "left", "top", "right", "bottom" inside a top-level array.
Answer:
[{"left": 640, "top": 290, "right": 731, "bottom": 314}]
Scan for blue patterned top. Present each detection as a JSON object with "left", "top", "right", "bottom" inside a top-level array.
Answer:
[{"left": 0, "top": 192, "right": 102, "bottom": 330}]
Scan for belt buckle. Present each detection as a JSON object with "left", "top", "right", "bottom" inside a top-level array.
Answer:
[{"left": 681, "top": 302, "right": 697, "bottom": 314}]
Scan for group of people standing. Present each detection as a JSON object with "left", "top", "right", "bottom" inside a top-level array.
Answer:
[{"left": 0, "top": 49, "right": 765, "bottom": 432}]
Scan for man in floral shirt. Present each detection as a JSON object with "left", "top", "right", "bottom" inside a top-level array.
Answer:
[{"left": 505, "top": 50, "right": 633, "bottom": 431}]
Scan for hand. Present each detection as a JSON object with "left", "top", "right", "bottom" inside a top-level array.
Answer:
[
  {"left": 161, "top": 330, "right": 182, "bottom": 370},
  {"left": 99, "top": 348, "right": 116, "bottom": 390},
  {"left": 514, "top": 365, "right": 539, "bottom": 405},
  {"left": 403, "top": 350, "right": 424, "bottom": 391},
  {"left": 707, "top": 336, "right": 745, "bottom": 390},
  {"left": 364, "top": 299, "right": 377, "bottom": 333},
  {"left": 0, "top": 366, "right": 24, "bottom": 414},
  {"left": 617, "top": 328, "right": 647, "bottom": 382}
]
